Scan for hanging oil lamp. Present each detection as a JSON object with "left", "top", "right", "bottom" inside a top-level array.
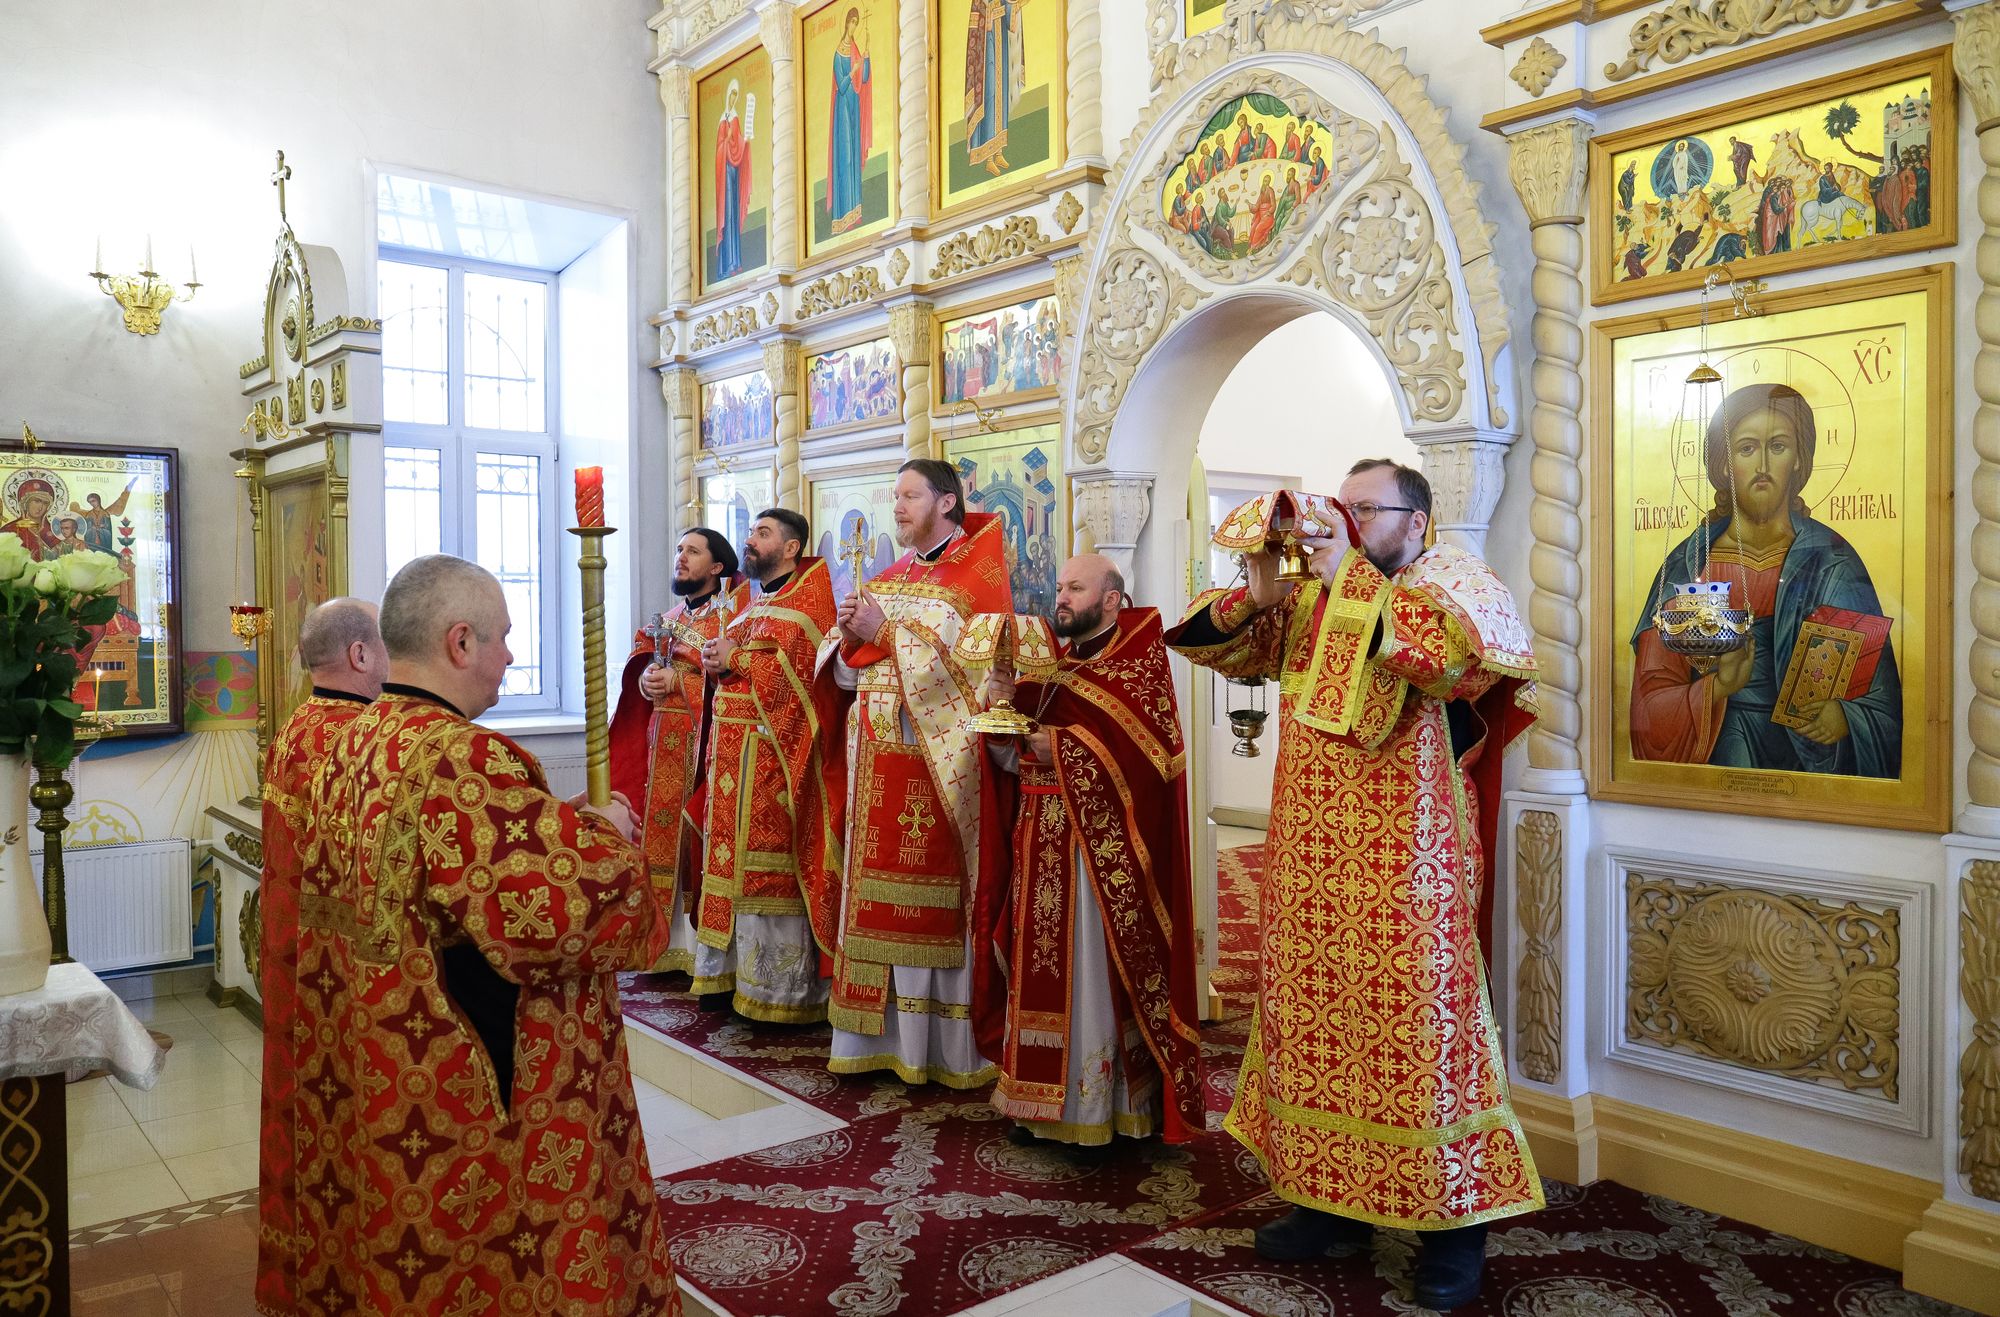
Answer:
[
  {"left": 1225, "top": 674, "right": 1268, "bottom": 756},
  {"left": 229, "top": 462, "right": 270, "bottom": 650},
  {"left": 1650, "top": 272, "right": 1751, "bottom": 664}
]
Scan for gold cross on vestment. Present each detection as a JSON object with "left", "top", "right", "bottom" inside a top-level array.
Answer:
[
  {"left": 898, "top": 797, "right": 936, "bottom": 843},
  {"left": 271, "top": 150, "right": 292, "bottom": 223}
]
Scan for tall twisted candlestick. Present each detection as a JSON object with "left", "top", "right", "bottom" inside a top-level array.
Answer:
[{"left": 569, "top": 525, "right": 616, "bottom": 807}]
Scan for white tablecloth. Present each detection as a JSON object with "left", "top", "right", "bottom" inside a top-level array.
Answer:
[{"left": 0, "top": 962, "right": 166, "bottom": 1088}]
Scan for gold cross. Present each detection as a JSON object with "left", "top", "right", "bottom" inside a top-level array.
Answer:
[
  {"left": 271, "top": 150, "right": 292, "bottom": 223},
  {"left": 840, "top": 519, "right": 871, "bottom": 588},
  {"left": 898, "top": 797, "right": 936, "bottom": 843}
]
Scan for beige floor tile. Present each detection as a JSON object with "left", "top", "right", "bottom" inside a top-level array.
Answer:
[
  {"left": 164, "top": 1138, "right": 260, "bottom": 1200},
  {"left": 222, "top": 1035, "right": 264, "bottom": 1070},
  {"left": 113, "top": 1064, "right": 260, "bottom": 1124},
  {"left": 68, "top": 1123, "right": 161, "bottom": 1178},
  {"left": 185, "top": 1010, "right": 263, "bottom": 1046},
  {"left": 69, "top": 1160, "right": 187, "bottom": 1229},
  {"left": 1004, "top": 1261, "right": 1192, "bottom": 1317},
  {"left": 66, "top": 1077, "right": 138, "bottom": 1134},
  {"left": 154, "top": 1036, "right": 238, "bottom": 1078},
  {"left": 636, "top": 1090, "right": 717, "bottom": 1139},
  {"left": 1214, "top": 825, "right": 1267, "bottom": 851},
  {"left": 141, "top": 1098, "right": 262, "bottom": 1160},
  {"left": 120, "top": 995, "right": 198, "bottom": 1028}
]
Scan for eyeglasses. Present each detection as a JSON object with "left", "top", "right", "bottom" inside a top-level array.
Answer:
[{"left": 1348, "top": 502, "right": 1418, "bottom": 523}]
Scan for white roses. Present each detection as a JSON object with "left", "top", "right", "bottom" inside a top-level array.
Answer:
[{"left": 52, "top": 550, "right": 126, "bottom": 596}]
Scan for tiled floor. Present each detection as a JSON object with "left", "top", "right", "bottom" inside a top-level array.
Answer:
[
  {"left": 70, "top": 836, "right": 1276, "bottom": 1317},
  {"left": 65, "top": 988, "right": 856, "bottom": 1317}
]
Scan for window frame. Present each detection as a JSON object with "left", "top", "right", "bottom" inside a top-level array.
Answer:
[{"left": 378, "top": 245, "right": 563, "bottom": 713}]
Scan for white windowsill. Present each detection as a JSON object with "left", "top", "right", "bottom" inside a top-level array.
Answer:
[{"left": 476, "top": 712, "right": 587, "bottom": 738}]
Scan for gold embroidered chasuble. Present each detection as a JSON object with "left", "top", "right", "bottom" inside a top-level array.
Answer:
[
  {"left": 961, "top": 609, "right": 1207, "bottom": 1145},
  {"left": 822, "top": 512, "right": 1012, "bottom": 1064},
  {"left": 696, "top": 559, "right": 843, "bottom": 1019},
  {"left": 1168, "top": 544, "right": 1542, "bottom": 1230},
  {"left": 257, "top": 691, "right": 370, "bottom": 1317},
  {"left": 609, "top": 582, "right": 751, "bottom": 974},
  {"left": 284, "top": 691, "right": 681, "bottom": 1316}
]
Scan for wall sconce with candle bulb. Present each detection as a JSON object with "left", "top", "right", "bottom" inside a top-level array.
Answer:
[{"left": 88, "top": 235, "right": 199, "bottom": 335}]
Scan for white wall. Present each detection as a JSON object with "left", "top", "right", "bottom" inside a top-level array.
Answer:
[
  {"left": 0, "top": 0, "right": 667, "bottom": 653},
  {"left": 1194, "top": 312, "right": 1413, "bottom": 491},
  {"left": 1192, "top": 313, "right": 1416, "bottom": 813}
]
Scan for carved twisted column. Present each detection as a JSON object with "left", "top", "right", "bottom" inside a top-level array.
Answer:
[
  {"left": 897, "top": 0, "right": 930, "bottom": 223},
  {"left": 1506, "top": 118, "right": 1591, "bottom": 789},
  {"left": 887, "top": 301, "right": 934, "bottom": 461},
  {"left": 1065, "top": 0, "right": 1104, "bottom": 166},
  {"left": 761, "top": 5, "right": 800, "bottom": 275},
  {"left": 764, "top": 339, "right": 805, "bottom": 509},
  {"left": 665, "top": 367, "right": 701, "bottom": 534},
  {"left": 660, "top": 65, "right": 695, "bottom": 305},
  {"left": 1959, "top": 3, "right": 2000, "bottom": 829}
]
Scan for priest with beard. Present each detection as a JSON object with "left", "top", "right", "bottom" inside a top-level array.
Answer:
[
  {"left": 970, "top": 554, "right": 1204, "bottom": 1149},
  {"left": 609, "top": 528, "right": 750, "bottom": 984},
  {"left": 1167, "top": 462, "right": 1540, "bottom": 1311},
  {"left": 823, "top": 460, "right": 1013, "bottom": 1087},
  {"left": 693, "top": 509, "right": 844, "bottom": 1021}
]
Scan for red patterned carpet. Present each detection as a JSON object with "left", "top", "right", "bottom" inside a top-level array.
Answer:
[{"left": 620, "top": 848, "right": 1972, "bottom": 1316}]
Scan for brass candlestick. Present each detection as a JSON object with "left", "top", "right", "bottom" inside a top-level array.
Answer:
[
  {"left": 569, "top": 525, "right": 617, "bottom": 807},
  {"left": 968, "top": 619, "right": 1038, "bottom": 737}
]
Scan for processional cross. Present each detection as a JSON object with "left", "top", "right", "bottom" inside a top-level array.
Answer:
[{"left": 271, "top": 150, "right": 293, "bottom": 224}]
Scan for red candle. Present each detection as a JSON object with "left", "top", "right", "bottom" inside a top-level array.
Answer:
[{"left": 574, "top": 466, "right": 604, "bottom": 528}]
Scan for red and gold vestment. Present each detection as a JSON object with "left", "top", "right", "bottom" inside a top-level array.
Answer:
[
  {"left": 1168, "top": 544, "right": 1540, "bottom": 1230},
  {"left": 696, "top": 560, "right": 844, "bottom": 1018},
  {"left": 824, "top": 513, "right": 1012, "bottom": 1081},
  {"left": 967, "top": 609, "right": 1206, "bottom": 1144},
  {"left": 609, "top": 582, "right": 750, "bottom": 971},
  {"left": 280, "top": 689, "right": 681, "bottom": 1316},
  {"left": 256, "top": 689, "right": 370, "bottom": 1316}
]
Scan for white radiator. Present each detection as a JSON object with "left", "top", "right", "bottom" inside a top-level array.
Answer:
[{"left": 34, "top": 839, "right": 193, "bottom": 972}]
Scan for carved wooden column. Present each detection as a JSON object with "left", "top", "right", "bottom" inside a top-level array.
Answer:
[
  {"left": 886, "top": 300, "right": 933, "bottom": 461},
  {"left": 660, "top": 64, "right": 695, "bottom": 306},
  {"left": 1066, "top": 0, "right": 1104, "bottom": 167},
  {"left": 764, "top": 338, "right": 805, "bottom": 509},
  {"left": 1908, "top": 9, "right": 2000, "bottom": 1309},
  {"left": 761, "top": 4, "right": 800, "bottom": 276},
  {"left": 1497, "top": 118, "right": 1595, "bottom": 1178},
  {"left": 1958, "top": 0, "right": 2000, "bottom": 835},
  {"left": 1506, "top": 117, "right": 1590, "bottom": 791},
  {"left": 665, "top": 367, "right": 700, "bottom": 534},
  {"left": 897, "top": 0, "right": 930, "bottom": 224}
]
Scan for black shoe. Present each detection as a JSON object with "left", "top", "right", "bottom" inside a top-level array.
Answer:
[
  {"left": 696, "top": 991, "right": 733, "bottom": 1012},
  {"left": 1007, "top": 1123, "right": 1040, "bottom": 1146},
  {"left": 1251, "top": 1207, "right": 1372, "bottom": 1261},
  {"left": 1411, "top": 1222, "right": 1488, "bottom": 1310}
]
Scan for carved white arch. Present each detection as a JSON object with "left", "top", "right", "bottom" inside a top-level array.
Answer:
[{"left": 1062, "top": 19, "right": 1518, "bottom": 566}]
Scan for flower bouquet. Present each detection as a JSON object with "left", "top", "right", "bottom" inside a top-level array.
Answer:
[{"left": 0, "top": 540, "right": 129, "bottom": 770}]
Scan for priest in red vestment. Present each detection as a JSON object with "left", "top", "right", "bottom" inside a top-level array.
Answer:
[
  {"left": 694, "top": 508, "right": 843, "bottom": 1021},
  {"left": 256, "top": 597, "right": 386, "bottom": 1317},
  {"left": 970, "top": 554, "right": 1204, "bottom": 1147},
  {"left": 1167, "top": 462, "right": 1540, "bottom": 1312},
  {"left": 609, "top": 527, "right": 749, "bottom": 979},
  {"left": 823, "top": 459, "right": 1012, "bottom": 1086},
  {"left": 283, "top": 554, "right": 681, "bottom": 1317}
]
